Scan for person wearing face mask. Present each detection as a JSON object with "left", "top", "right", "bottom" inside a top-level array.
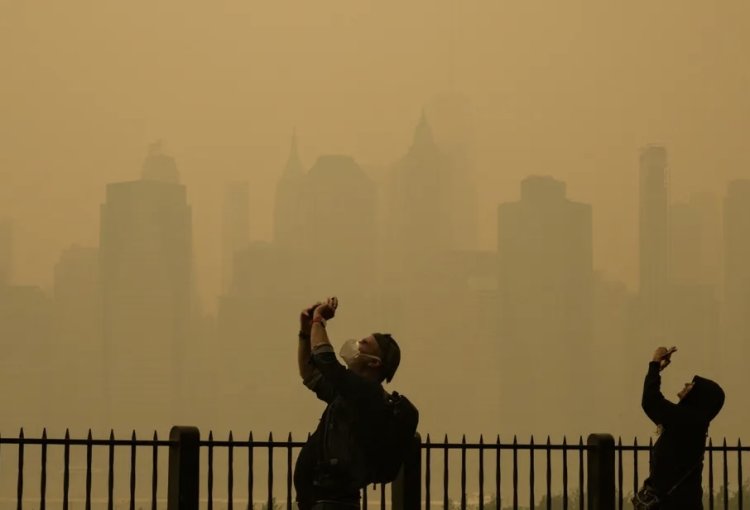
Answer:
[
  {"left": 294, "top": 297, "right": 403, "bottom": 510},
  {"left": 634, "top": 346, "right": 725, "bottom": 510}
]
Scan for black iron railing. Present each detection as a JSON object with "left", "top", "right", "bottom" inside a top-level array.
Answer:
[{"left": 1, "top": 429, "right": 748, "bottom": 510}]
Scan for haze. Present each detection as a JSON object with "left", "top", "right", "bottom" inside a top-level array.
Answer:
[{"left": 1, "top": 0, "right": 749, "bottom": 444}]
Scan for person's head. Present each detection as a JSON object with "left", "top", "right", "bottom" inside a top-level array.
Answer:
[
  {"left": 678, "top": 375, "right": 725, "bottom": 424},
  {"left": 340, "top": 333, "right": 400, "bottom": 383}
]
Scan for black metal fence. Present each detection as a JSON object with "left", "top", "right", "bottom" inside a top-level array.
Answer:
[{"left": 1, "top": 428, "right": 748, "bottom": 510}]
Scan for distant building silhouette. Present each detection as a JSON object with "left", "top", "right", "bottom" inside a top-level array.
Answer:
[
  {"left": 299, "top": 154, "right": 377, "bottom": 323},
  {"left": 497, "top": 175, "right": 593, "bottom": 432},
  {"left": 53, "top": 245, "right": 103, "bottom": 428},
  {"left": 99, "top": 146, "right": 192, "bottom": 431},
  {"left": 273, "top": 131, "right": 306, "bottom": 251},
  {"left": 141, "top": 140, "right": 179, "bottom": 183},
  {"left": 425, "top": 95, "right": 478, "bottom": 251},
  {"left": 0, "top": 284, "right": 53, "bottom": 429},
  {"left": 221, "top": 181, "right": 250, "bottom": 293},
  {"left": 0, "top": 219, "right": 10, "bottom": 287},
  {"left": 638, "top": 145, "right": 670, "bottom": 342},
  {"left": 668, "top": 196, "right": 720, "bottom": 372}
]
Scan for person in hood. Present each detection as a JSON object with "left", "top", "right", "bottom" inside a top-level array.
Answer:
[{"left": 641, "top": 346, "right": 725, "bottom": 509}]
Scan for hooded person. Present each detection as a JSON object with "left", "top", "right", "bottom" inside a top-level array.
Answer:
[{"left": 639, "top": 347, "right": 726, "bottom": 510}]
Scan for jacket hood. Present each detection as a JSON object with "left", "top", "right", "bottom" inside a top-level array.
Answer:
[{"left": 680, "top": 375, "right": 725, "bottom": 423}]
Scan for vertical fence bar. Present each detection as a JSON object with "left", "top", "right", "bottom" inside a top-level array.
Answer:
[
  {"left": 40, "top": 429, "right": 47, "bottom": 510},
  {"left": 287, "top": 433, "right": 293, "bottom": 510},
  {"left": 512, "top": 436, "right": 518, "bottom": 510},
  {"left": 63, "top": 429, "right": 70, "bottom": 510},
  {"left": 108, "top": 430, "right": 115, "bottom": 510},
  {"left": 444, "top": 435, "right": 449, "bottom": 510},
  {"left": 578, "top": 437, "right": 584, "bottom": 510},
  {"left": 546, "top": 437, "right": 551, "bottom": 510},
  {"left": 616, "top": 438, "right": 622, "bottom": 510},
  {"left": 228, "top": 431, "right": 234, "bottom": 510},
  {"left": 208, "top": 431, "right": 214, "bottom": 510},
  {"left": 563, "top": 437, "right": 569, "bottom": 510},
  {"left": 479, "top": 435, "right": 485, "bottom": 510},
  {"left": 495, "top": 436, "right": 501, "bottom": 510},
  {"left": 461, "top": 435, "right": 467, "bottom": 510},
  {"left": 152, "top": 431, "right": 158, "bottom": 510},
  {"left": 737, "top": 439, "right": 743, "bottom": 510},
  {"left": 709, "top": 438, "right": 715, "bottom": 510},
  {"left": 130, "top": 430, "right": 137, "bottom": 510},
  {"left": 632, "top": 438, "right": 638, "bottom": 498},
  {"left": 425, "top": 435, "right": 431, "bottom": 510},
  {"left": 529, "top": 436, "right": 535, "bottom": 510},
  {"left": 381, "top": 483, "right": 386, "bottom": 510},
  {"left": 17, "top": 428, "right": 24, "bottom": 510},
  {"left": 723, "top": 439, "right": 729, "bottom": 510},
  {"left": 167, "top": 426, "right": 200, "bottom": 510},
  {"left": 268, "top": 432, "right": 274, "bottom": 510},
  {"left": 248, "top": 432, "right": 254, "bottom": 510},
  {"left": 586, "top": 434, "right": 614, "bottom": 510},
  {"left": 86, "top": 430, "right": 93, "bottom": 510}
]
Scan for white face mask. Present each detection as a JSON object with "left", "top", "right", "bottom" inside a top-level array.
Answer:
[{"left": 339, "top": 338, "right": 381, "bottom": 368}]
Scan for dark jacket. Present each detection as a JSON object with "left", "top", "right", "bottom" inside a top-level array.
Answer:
[
  {"left": 641, "top": 362, "right": 725, "bottom": 510},
  {"left": 295, "top": 345, "right": 388, "bottom": 510}
]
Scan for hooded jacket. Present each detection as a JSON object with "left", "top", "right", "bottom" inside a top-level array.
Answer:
[{"left": 641, "top": 362, "right": 725, "bottom": 510}]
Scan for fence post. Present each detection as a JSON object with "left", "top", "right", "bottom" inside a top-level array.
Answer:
[
  {"left": 392, "top": 433, "right": 422, "bottom": 510},
  {"left": 168, "top": 426, "right": 200, "bottom": 510},
  {"left": 587, "top": 433, "right": 615, "bottom": 510}
]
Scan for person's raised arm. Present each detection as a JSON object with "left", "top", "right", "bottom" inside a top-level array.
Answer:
[
  {"left": 297, "top": 302, "right": 319, "bottom": 381},
  {"left": 641, "top": 346, "right": 682, "bottom": 426}
]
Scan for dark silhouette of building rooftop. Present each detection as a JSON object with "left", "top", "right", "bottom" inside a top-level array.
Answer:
[
  {"left": 520, "top": 175, "right": 567, "bottom": 203},
  {"left": 141, "top": 140, "right": 179, "bottom": 184}
]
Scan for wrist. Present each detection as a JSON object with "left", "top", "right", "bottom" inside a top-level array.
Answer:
[{"left": 312, "top": 316, "right": 326, "bottom": 327}]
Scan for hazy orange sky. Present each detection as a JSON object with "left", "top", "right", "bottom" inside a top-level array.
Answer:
[{"left": 2, "top": 1, "right": 749, "bottom": 310}]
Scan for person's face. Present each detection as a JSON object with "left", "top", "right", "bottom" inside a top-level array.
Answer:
[
  {"left": 358, "top": 335, "right": 382, "bottom": 360},
  {"left": 678, "top": 382, "right": 695, "bottom": 401}
]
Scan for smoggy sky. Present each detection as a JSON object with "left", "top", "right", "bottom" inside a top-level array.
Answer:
[{"left": 2, "top": 1, "right": 750, "bottom": 310}]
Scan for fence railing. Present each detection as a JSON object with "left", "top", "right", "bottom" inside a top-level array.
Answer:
[{"left": 1, "top": 428, "right": 748, "bottom": 510}]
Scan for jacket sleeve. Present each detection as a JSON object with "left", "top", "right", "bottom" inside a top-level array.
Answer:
[
  {"left": 641, "top": 361, "right": 684, "bottom": 426},
  {"left": 311, "top": 344, "right": 377, "bottom": 403}
]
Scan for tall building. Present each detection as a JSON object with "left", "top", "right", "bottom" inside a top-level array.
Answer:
[
  {"left": 221, "top": 181, "right": 250, "bottom": 293},
  {"left": 497, "top": 176, "right": 593, "bottom": 433},
  {"left": 299, "top": 155, "right": 377, "bottom": 327},
  {"left": 638, "top": 145, "right": 670, "bottom": 342},
  {"left": 273, "top": 131, "right": 306, "bottom": 251},
  {"left": 0, "top": 219, "right": 11, "bottom": 287},
  {"left": 668, "top": 196, "right": 720, "bottom": 373},
  {"left": 53, "top": 245, "right": 103, "bottom": 428},
  {"left": 99, "top": 145, "right": 192, "bottom": 432}
]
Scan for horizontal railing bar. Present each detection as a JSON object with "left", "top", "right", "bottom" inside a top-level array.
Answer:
[
  {"left": 0, "top": 439, "right": 174, "bottom": 447},
  {"left": 200, "top": 441, "right": 307, "bottom": 448}
]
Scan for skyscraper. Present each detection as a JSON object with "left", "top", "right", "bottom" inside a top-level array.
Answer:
[
  {"left": 497, "top": 176, "right": 593, "bottom": 433},
  {"left": 99, "top": 145, "right": 192, "bottom": 432},
  {"left": 53, "top": 245, "right": 103, "bottom": 428},
  {"left": 273, "top": 131, "right": 306, "bottom": 251},
  {"left": 638, "top": 145, "right": 670, "bottom": 342},
  {"left": 221, "top": 181, "right": 250, "bottom": 293}
]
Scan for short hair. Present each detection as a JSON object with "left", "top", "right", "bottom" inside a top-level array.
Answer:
[{"left": 373, "top": 333, "right": 400, "bottom": 383}]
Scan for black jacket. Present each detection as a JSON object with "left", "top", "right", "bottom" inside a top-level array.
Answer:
[
  {"left": 295, "top": 345, "right": 388, "bottom": 509},
  {"left": 641, "top": 362, "right": 725, "bottom": 510}
]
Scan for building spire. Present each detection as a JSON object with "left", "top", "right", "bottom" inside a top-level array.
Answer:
[
  {"left": 283, "top": 128, "right": 304, "bottom": 178},
  {"left": 411, "top": 109, "right": 435, "bottom": 151}
]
